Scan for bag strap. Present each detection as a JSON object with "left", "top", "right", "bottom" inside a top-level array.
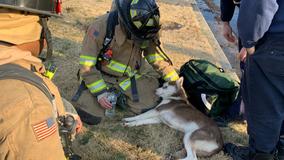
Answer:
[
  {"left": 96, "top": 9, "right": 119, "bottom": 70},
  {"left": 0, "top": 63, "right": 58, "bottom": 118}
]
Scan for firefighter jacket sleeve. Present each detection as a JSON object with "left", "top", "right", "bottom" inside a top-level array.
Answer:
[
  {"left": 144, "top": 37, "right": 179, "bottom": 82},
  {"left": 0, "top": 80, "right": 65, "bottom": 160},
  {"left": 220, "top": 0, "right": 236, "bottom": 22},
  {"left": 79, "top": 15, "right": 108, "bottom": 96}
]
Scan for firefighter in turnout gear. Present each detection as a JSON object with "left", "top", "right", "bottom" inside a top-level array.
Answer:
[
  {"left": 0, "top": 0, "right": 82, "bottom": 159},
  {"left": 74, "top": 0, "right": 179, "bottom": 125}
]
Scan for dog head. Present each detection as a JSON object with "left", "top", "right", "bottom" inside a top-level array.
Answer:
[{"left": 155, "top": 77, "right": 187, "bottom": 99}]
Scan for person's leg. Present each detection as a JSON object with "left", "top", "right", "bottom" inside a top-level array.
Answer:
[
  {"left": 76, "top": 89, "right": 104, "bottom": 125},
  {"left": 224, "top": 35, "right": 284, "bottom": 159},
  {"left": 119, "top": 75, "right": 160, "bottom": 114},
  {"left": 277, "top": 121, "right": 284, "bottom": 159},
  {"left": 244, "top": 35, "right": 284, "bottom": 154},
  {"left": 213, "top": 38, "right": 245, "bottom": 127}
]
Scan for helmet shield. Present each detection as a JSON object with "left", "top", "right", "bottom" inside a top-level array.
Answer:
[{"left": 116, "top": 0, "right": 161, "bottom": 41}]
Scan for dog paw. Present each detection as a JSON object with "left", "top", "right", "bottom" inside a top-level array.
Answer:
[
  {"left": 121, "top": 118, "right": 127, "bottom": 122},
  {"left": 120, "top": 122, "right": 129, "bottom": 127}
]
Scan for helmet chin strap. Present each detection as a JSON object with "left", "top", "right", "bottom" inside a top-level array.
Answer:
[{"left": 39, "top": 18, "right": 53, "bottom": 62}]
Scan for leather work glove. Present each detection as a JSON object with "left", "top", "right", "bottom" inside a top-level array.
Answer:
[{"left": 97, "top": 92, "right": 112, "bottom": 109}]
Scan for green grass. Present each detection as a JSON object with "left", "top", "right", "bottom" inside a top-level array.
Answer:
[{"left": 78, "top": 131, "right": 94, "bottom": 145}]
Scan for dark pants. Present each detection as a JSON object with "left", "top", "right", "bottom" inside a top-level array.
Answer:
[
  {"left": 242, "top": 34, "right": 284, "bottom": 154},
  {"left": 229, "top": 37, "right": 246, "bottom": 120}
]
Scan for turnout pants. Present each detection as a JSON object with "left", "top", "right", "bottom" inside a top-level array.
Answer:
[
  {"left": 242, "top": 34, "right": 284, "bottom": 154},
  {"left": 76, "top": 74, "right": 160, "bottom": 124}
]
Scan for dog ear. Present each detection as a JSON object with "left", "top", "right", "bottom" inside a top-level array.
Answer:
[{"left": 176, "top": 77, "right": 184, "bottom": 89}]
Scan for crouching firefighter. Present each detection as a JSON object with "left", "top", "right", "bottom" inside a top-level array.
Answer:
[
  {"left": 71, "top": 0, "right": 179, "bottom": 125},
  {"left": 0, "top": 1, "right": 82, "bottom": 159}
]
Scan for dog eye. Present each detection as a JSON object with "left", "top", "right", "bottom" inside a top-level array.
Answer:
[{"left": 163, "top": 86, "right": 167, "bottom": 89}]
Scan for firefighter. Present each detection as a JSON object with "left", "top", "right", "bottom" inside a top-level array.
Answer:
[
  {"left": 75, "top": 0, "right": 179, "bottom": 125},
  {"left": 0, "top": 0, "right": 82, "bottom": 159}
]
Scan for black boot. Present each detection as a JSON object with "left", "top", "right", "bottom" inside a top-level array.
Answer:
[
  {"left": 224, "top": 143, "right": 277, "bottom": 160},
  {"left": 213, "top": 112, "right": 245, "bottom": 127},
  {"left": 277, "top": 150, "right": 284, "bottom": 160}
]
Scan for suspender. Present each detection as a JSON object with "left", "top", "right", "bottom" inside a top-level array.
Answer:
[
  {"left": 0, "top": 63, "right": 58, "bottom": 118},
  {"left": 96, "top": 9, "right": 119, "bottom": 70}
]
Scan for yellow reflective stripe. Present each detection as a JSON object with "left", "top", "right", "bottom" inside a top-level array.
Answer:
[
  {"left": 87, "top": 79, "right": 107, "bottom": 93},
  {"left": 79, "top": 76, "right": 83, "bottom": 84},
  {"left": 146, "top": 19, "right": 154, "bottom": 26},
  {"left": 154, "top": 15, "right": 160, "bottom": 23},
  {"left": 163, "top": 70, "right": 179, "bottom": 82},
  {"left": 105, "top": 60, "right": 137, "bottom": 77},
  {"left": 130, "top": 10, "right": 142, "bottom": 28},
  {"left": 107, "top": 60, "right": 126, "bottom": 73},
  {"left": 145, "top": 52, "right": 166, "bottom": 63},
  {"left": 80, "top": 55, "right": 97, "bottom": 66},
  {"left": 130, "top": 9, "right": 136, "bottom": 18},
  {"left": 134, "top": 21, "right": 142, "bottom": 28},
  {"left": 119, "top": 73, "right": 145, "bottom": 91},
  {"left": 125, "top": 66, "right": 137, "bottom": 77},
  {"left": 131, "top": 0, "right": 139, "bottom": 5}
]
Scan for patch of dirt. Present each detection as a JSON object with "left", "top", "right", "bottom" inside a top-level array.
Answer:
[{"left": 162, "top": 22, "right": 182, "bottom": 31}]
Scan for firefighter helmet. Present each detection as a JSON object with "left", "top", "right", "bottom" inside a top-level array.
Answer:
[{"left": 115, "top": 0, "right": 161, "bottom": 41}]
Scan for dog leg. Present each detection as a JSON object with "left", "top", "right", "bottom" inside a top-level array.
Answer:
[
  {"left": 178, "top": 132, "right": 197, "bottom": 160},
  {"left": 122, "top": 109, "right": 159, "bottom": 122},
  {"left": 121, "top": 117, "right": 161, "bottom": 127}
]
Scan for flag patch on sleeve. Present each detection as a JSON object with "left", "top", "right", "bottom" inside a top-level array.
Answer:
[
  {"left": 32, "top": 116, "right": 57, "bottom": 142},
  {"left": 89, "top": 27, "right": 99, "bottom": 39}
]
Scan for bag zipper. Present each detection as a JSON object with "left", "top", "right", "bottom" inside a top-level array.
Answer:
[{"left": 189, "top": 60, "right": 238, "bottom": 91}]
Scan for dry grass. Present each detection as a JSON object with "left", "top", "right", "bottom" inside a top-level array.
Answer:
[{"left": 44, "top": 0, "right": 249, "bottom": 159}]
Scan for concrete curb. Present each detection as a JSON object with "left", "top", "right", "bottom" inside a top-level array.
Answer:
[{"left": 190, "top": 1, "right": 240, "bottom": 81}]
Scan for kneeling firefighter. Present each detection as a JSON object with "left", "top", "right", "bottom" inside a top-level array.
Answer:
[
  {"left": 72, "top": 0, "right": 179, "bottom": 125},
  {"left": 0, "top": 0, "right": 82, "bottom": 159}
]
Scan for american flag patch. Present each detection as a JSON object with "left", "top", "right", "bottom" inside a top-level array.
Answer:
[
  {"left": 33, "top": 116, "right": 57, "bottom": 141},
  {"left": 89, "top": 27, "right": 99, "bottom": 39}
]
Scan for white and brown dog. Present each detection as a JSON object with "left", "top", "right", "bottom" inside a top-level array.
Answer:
[{"left": 121, "top": 77, "right": 223, "bottom": 160}]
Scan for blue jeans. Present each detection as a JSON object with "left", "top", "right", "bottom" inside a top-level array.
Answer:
[{"left": 242, "top": 34, "right": 284, "bottom": 154}]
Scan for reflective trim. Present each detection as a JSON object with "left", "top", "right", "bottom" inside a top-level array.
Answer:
[
  {"left": 87, "top": 79, "right": 107, "bottom": 93},
  {"left": 125, "top": 66, "right": 137, "bottom": 77},
  {"left": 106, "top": 60, "right": 137, "bottom": 77},
  {"left": 163, "top": 70, "right": 179, "bottom": 82},
  {"left": 79, "top": 76, "right": 83, "bottom": 84},
  {"left": 145, "top": 52, "right": 166, "bottom": 63},
  {"left": 146, "top": 19, "right": 154, "bottom": 26},
  {"left": 107, "top": 60, "right": 126, "bottom": 73},
  {"left": 130, "top": 9, "right": 142, "bottom": 29},
  {"left": 119, "top": 72, "right": 146, "bottom": 91},
  {"left": 154, "top": 15, "right": 160, "bottom": 23},
  {"left": 133, "top": 21, "right": 142, "bottom": 29},
  {"left": 130, "top": 9, "right": 136, "bottom": 19},
  {"left": 79, "top": 55, "right": 97, "bottom": 66},
  {"left": 131, "top": 0, "right": 139, "bottom": 5}
]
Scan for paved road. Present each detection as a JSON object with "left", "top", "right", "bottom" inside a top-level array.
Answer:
[{"left": 195, "top": 0, "right": 242, "bottom": 79}]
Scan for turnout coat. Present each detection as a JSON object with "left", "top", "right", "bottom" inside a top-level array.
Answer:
[
  {"left": 78, "top": 12, "right": 179, "bottom": 117},
  {"left": 0, "top": 43, "right": 66, "bottom": 160}
]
